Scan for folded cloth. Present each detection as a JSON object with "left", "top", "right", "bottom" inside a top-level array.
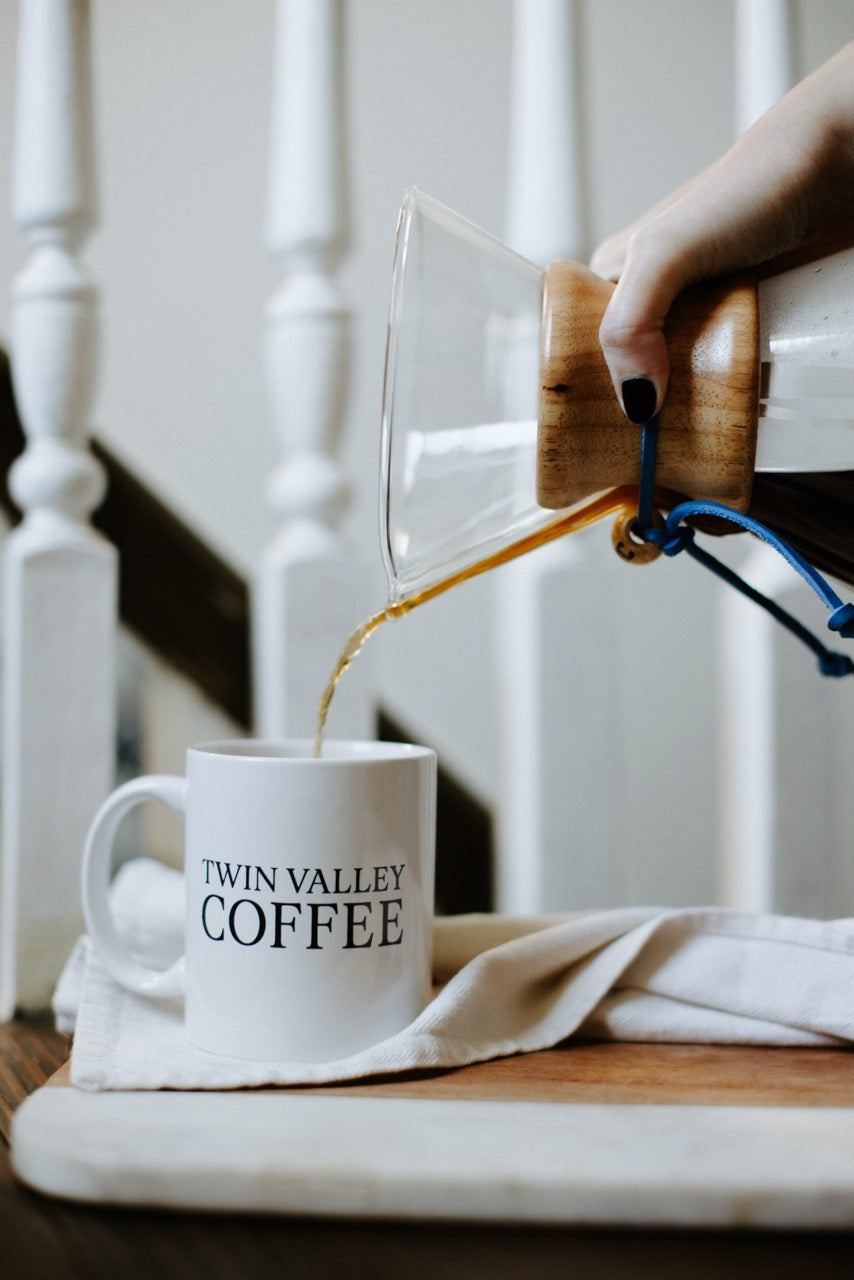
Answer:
[{"left": 56, "top": 858, "right": 854, "bottom": 1092}]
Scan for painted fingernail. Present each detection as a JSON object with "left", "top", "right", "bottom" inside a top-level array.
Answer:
[{"left": 621, "top": 377, "right": 658, "bottom": 425}]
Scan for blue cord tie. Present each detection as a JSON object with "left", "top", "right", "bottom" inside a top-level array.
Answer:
[
  {"left": 828, "top": 602, "right": 854, "bottom": 637},
  {"left": 631, "top": 416, "right": 854, "bottom": 679}
]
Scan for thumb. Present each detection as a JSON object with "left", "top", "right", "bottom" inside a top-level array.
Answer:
[
  {"left": 597, "top": 230, "right": 696, "bottom": 423},
  {"left": 598, "top": 277, "right": 679, "bottom": 425}
]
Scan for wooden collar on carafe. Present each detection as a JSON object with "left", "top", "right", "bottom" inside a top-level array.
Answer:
[{"left": 536, "top": 259, "right": 760, "bottom": 514}]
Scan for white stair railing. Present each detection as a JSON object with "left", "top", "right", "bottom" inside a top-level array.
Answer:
[
  {"left": 495, "top": 0, "right": 590, "bottom": 912},
  {"left": 719, "top": 545, "right": 854, "bottom": 916},
  {"left": 0, "top": 0, "right": 117, "bottom": 1015},
  {"left": 495, "top": 0, "right": 721, "bottom": 913},
  {"left": 709, "top": 0, "right": 854, "bottom": 917},
  {"left": 719, "top": 0, "right": 833, "bottom": 915},
  {"left": 254, "top": 0, "right": 373, "bottom": 742},
  {"left": 504, "top": 0, "right": 586, "bottom": 270},
  {"left": 734, "top": 0, "right": 793, "bottom": 135}
]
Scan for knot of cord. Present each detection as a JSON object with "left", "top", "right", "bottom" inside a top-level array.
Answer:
[
  {"left": 637, "top": 519, "right": 695, "bottom": 558},
  {"left": 828, "top": 602, "right": 854, "bottom": 638}
]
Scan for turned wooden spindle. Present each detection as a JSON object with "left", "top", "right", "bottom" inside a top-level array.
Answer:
[
  {"left": 254, "top": 0, "right": 372, "bottom": 742},
  {"left": 1, "top": 0, "right": 117, "bottom": 1016},
  {"left": 537, "top": 260, "right": 760, "bottom": 514}
]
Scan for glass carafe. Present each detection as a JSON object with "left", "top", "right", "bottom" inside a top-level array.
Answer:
[
  {"left": 380, "top": 188, "right": 546, "bottom": 605},
  {"left": 380, "top": 188, "right": 854, "bottom": 605}
]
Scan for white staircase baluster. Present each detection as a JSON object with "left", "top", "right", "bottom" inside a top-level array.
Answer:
[
  {"left": 496, "top": 0, "right": 590, "bottom": 912},
  {"left": 719, "top": 546, "right": 854, "bottom": 915},
  {"left": 719, "top": 0, "right": 799, "bottom": 914},
  {"left": 1, "top": 0, "right": 117, "bottom": 1015},
  {"left": 254, "top": 0, "right": 373, "bottom": 742},
  {"left": 505, "top": 0, "right": 586, "bottom": 267},
  {"left": 734, "top": 0, "right": 793, "bottom": 135},
  {"left": 495, "top": 0, "right": 720, "bottom": 912}
]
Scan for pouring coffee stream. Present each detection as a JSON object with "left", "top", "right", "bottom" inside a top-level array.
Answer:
[
  {"left": 312, "top": 486, "right": 642, "bottom": 755},
  {"left": 313, "top": 190, "right": 854, "bottom": 755}
]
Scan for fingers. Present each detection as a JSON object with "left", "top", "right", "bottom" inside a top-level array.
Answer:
[
  {"left": 589, "top": 229, "right": 630, "bottom": 282},
  {"left": 591, "top": 45, "right": 854, "bottom": 423},
  {"left": 590, "top": 174, "right": 701, "bottom": 284},
  {"left": 597, "top": 224, "right": 694, "bottom": 421}
]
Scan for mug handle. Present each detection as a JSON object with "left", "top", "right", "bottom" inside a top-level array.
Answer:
[{"left": 81, "top": 775, "right": 187, "bottom": 998}]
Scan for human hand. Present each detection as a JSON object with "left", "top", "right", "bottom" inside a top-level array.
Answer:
[{"left": 591, "top": 41, "right": 854, "bottom": 423}]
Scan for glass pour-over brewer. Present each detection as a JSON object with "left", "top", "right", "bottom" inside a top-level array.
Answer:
[{"left": 380, "top": 188, "right": 854, "bottom": 616}]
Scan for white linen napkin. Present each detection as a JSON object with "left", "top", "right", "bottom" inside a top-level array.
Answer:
[{"left": 55, "top": 857, "right": 854, "bottom": 1091}]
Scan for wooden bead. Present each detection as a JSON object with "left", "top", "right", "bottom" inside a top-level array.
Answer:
[{"left": 610, "top": 509, "right": 662, "bottom": 565}]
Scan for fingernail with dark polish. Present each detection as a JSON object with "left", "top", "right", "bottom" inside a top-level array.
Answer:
[{"left": 621, "top": 377, "right": 657, "bottom": 424}]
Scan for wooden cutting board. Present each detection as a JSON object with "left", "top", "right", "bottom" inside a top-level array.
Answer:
[{"left": 11, "top": 1043, "right": 854, "bottom": 1227}]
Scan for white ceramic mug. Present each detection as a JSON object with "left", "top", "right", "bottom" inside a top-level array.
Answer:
[{"left": 82, "top": 739, "right": 436, "bottom": 1063}]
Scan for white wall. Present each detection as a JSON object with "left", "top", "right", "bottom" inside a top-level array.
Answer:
[{"left": 0, "top": 1, "right": 852, "bottom": 885}]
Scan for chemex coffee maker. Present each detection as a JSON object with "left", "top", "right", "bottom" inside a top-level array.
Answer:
[{"left": 379, "top": 188, "right": 854, "bottom": 625}]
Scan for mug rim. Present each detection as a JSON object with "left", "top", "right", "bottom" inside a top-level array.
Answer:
[{"left": 187, "top": 738, "right": 436, "bottom": 764}]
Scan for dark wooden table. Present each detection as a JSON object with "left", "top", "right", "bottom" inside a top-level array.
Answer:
[{"left": 3, "top": 1017, "right": 854, "bottom": 1279}]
